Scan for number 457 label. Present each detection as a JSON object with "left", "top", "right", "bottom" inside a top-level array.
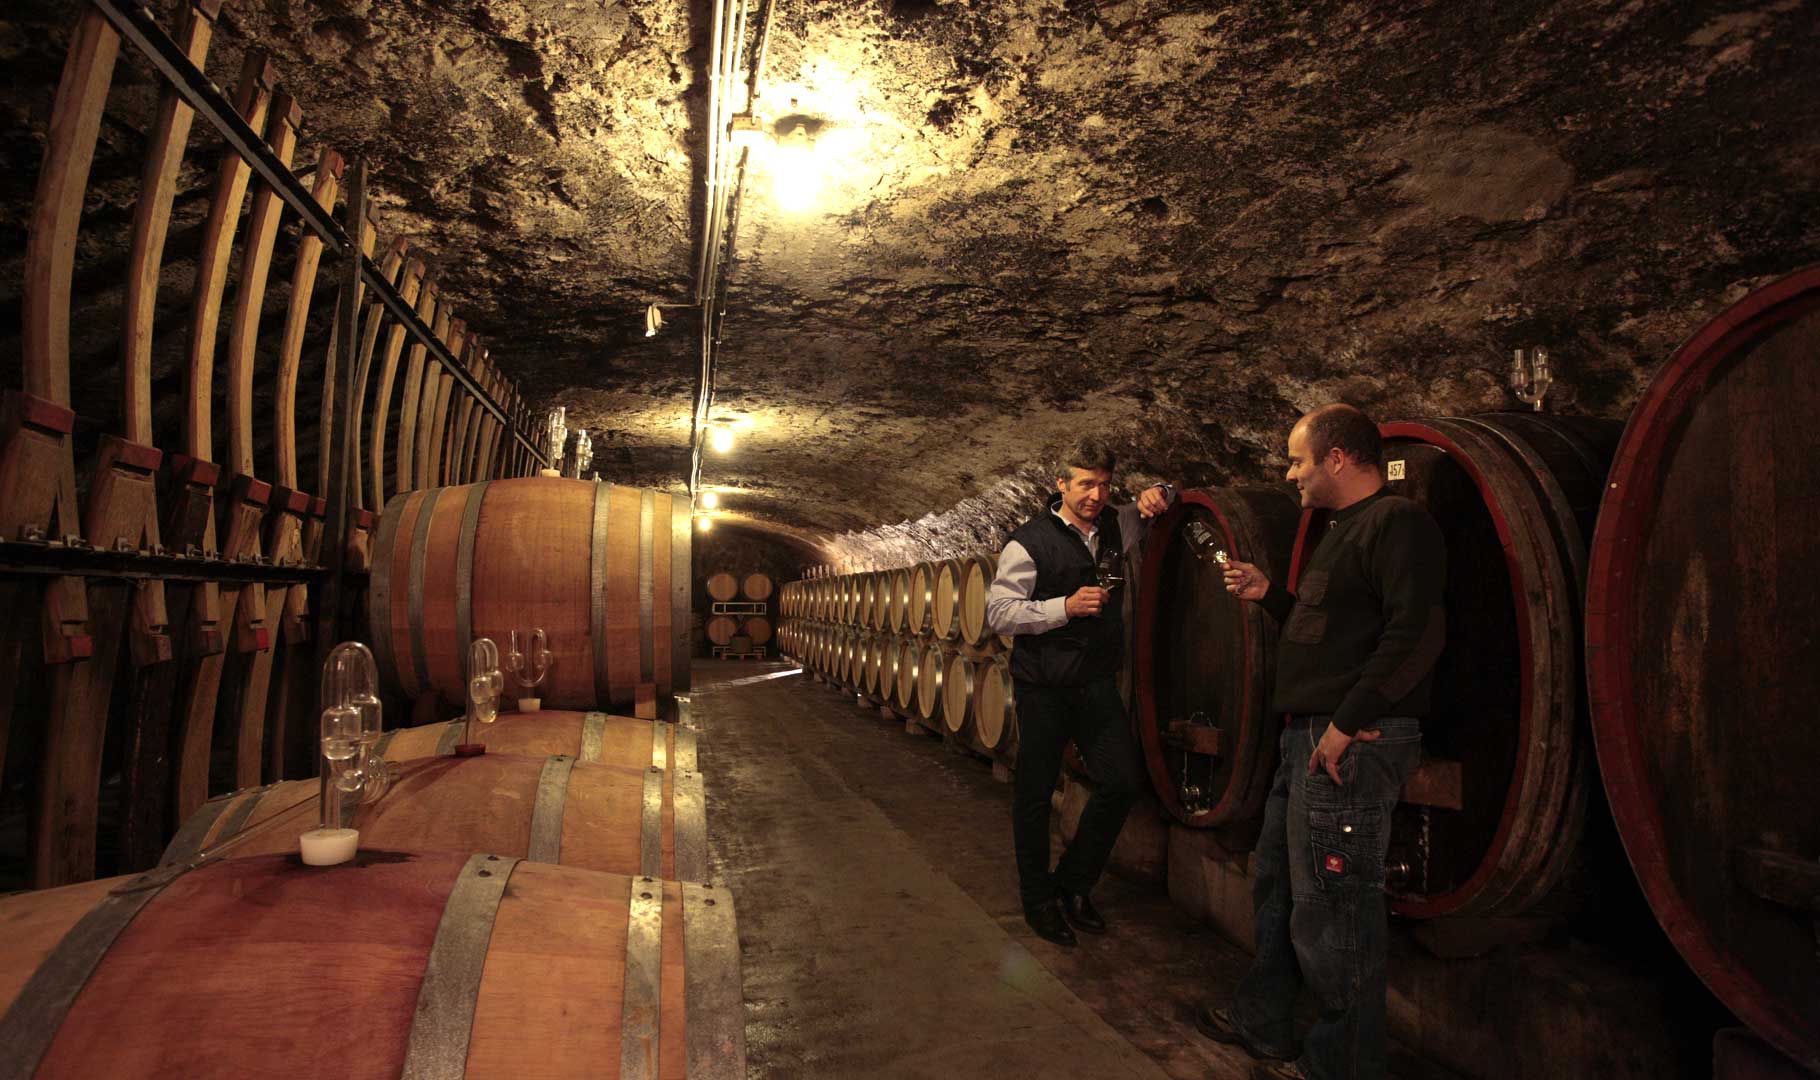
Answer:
[{"left": 1387, "top": 460, "right": 1406, "bottom": 481}]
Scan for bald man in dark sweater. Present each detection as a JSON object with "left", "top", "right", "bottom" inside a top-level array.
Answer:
[{"left": 1199, "top": 404, "right": 1446, "bottom": 1080}]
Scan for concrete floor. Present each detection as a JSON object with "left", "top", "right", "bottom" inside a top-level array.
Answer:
[{"left": 689, "top": 660, "right": 1262, "bottom": 1079}]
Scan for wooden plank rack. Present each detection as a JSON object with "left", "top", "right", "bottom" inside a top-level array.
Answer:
[{"left": 0, "top": 0, "right": 553, "bottom": 891}]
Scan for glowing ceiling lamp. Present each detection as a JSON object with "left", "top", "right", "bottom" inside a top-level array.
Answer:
[
  {"left": 769, "top": 120, "right": 821, "bottom": 214},
  {"left": 709, "top": 425, "right": 736, "bottom": 454},
  {"left": 697, "top": 515, "right": 714, "bottom": 532},
  {"left": 700, "top": 490, "right": 721, "bottom": 509}
]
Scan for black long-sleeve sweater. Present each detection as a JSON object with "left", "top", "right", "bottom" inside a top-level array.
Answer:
[{"left": 1260, "top": 490, "right": 1447, "bottom": 735}]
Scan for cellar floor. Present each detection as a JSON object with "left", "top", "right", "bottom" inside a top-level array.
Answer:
[{"left": 688, "top": 659, "right": 1259, "bottom": 1079}]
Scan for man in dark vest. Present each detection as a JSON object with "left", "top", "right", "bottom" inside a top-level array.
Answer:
[
  {"left": 1198, "top": 403, "right": 1446, "bottom": 1080},
  {"left": 985, "top": 437, "right": 1174, "bottom": 947}
]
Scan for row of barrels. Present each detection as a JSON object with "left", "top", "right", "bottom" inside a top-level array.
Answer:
[
  {"left": 778, "top": 267, "right": 1820, "bottom": 1072},
  {"left": 706, "top": 571, "right": 775, "bottom": 603},
  {"left": 1, "top": 707, "right": 746, "bottom": 1077},
  {"left": 777, "top": 621, "right": 1019, "bottom": 763},
  {"left": 778, "top": 557, "right": 1010, "bottom": 648}
]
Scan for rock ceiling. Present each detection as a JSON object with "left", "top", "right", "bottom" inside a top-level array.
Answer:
[{"left": 2, "top": 0, "right": 1818, "bottom": 561}]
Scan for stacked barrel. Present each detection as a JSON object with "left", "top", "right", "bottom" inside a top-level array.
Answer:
[
  {"left": 2, "top": 477, "right": 747, "bottom": 1078},
  {"left": 779, "top": 556, "right": 1018, "bottom": 768},
  {"left": 705, "top": 570, "right": 774, "bottom": 655}
]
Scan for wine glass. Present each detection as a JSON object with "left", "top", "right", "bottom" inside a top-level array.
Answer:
[{"left": 1094, "top": 550, "right": 1126, "bottom": 591}]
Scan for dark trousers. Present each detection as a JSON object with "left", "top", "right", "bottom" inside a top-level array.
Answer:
[
  {"left": 1227, "top": 715, "right": 1422, "bottom": 1080},
  {"left": 1011, "top": 677, "right": 1142, "bottom": 911}
]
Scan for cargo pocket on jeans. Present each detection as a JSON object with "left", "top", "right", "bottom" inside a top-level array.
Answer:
[{"left": 1308, "top": 805, "right": 1384, "bottom": 889}]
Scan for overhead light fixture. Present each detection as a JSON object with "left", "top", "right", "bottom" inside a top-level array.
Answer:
[
  {"left": 709, "top": 426, "right": 735, "bottom": 454},
  {"left": 728, "top": 113, "right": 767, "bottom": 150},
  {"left": 697, "top": 515, "right": 714, "bottom": 532},
  {"left": 701, "top": 491, "right": 720, "bottom": 509}
]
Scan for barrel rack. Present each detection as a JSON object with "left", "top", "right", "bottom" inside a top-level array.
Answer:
[{"left": 2, "top": 0, "right": 555, "bottom": 889}]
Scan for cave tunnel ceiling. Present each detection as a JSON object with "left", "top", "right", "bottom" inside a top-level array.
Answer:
[{"left": 2, "top": 0, "right": 1817, "bottom": 555}]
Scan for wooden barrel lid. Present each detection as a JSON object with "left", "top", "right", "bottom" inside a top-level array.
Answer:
[
  {"left": 943, "top": 654, "right": 977, "bottom": 737},
  {"left": 1134, "top": 486, "right": 1301, "bottom": 828},
  {"left": 743, "top": 615, "right": 772, "bottom": 645},
  {"left": 893, "top": 637, "right": 919, "bottom": 710},
  {"left": 908, "top": 562, "right": 936, "bottom": 634},
  {"left": 917, "top": 642, "right": 947, "bottom": 722},
  {"left": 931, "top": 559, "right": 964, "bottom": 640},
  {"left": 1586, "top": 267, "right": 1820, "bottom": 1071},
  {"left": 740, "top": 572, "right": 773, "bottom": 601},
  {"left": 976, "top": 657, "right": 1017, "bottom": 755},
  {"left": 706, "top": 571, "right": 739, "bottom": 601},
  {"left": 706, "top": 614, "right": 738, "bottom": 646}
]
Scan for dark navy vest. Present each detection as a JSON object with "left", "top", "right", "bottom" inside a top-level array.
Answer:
[{"left": 1006, "top": 496, "right": 1125, "bottom": 688}]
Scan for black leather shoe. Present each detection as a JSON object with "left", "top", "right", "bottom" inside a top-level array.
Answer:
[
  {"left": 1196, "top": 1004, "right": 1296, "bottom": 1062},
  {"left": 1058, "top": 891, "right": 1107, "bottom": 934},
  {"left": 1023, "top": 900, "right": 1078, "bottom": 947}
]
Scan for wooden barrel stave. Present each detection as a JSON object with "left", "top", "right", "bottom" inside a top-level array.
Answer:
[{"left": 0, "top": 852, "right": 742, "bottom": 1078}]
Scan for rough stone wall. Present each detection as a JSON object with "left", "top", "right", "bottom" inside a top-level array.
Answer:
[{"left": 2, "top": 0, "right": 1816, "bottom": 564}]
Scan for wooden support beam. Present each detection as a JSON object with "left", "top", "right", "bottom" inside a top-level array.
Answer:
[{"left": 366, "top": 260, "right": 430, "bottom": 506}]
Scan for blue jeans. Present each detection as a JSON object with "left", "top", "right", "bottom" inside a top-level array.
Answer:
[{"left": 1227, "top": 715, "right": 1422, "bottom": 1080}]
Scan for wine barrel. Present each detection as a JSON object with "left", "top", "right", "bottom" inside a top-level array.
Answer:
[
  {"left": 975, "top": 655, "right": 1018, "bottom": 760},
  {"left": 706, "top": 571, "right": 739, "bottom": 602},
  {"left": 378, "top": 709, "right": 695, "bottom": 767},
  {"left": 743, "top": 616, "right": 772, "bottom": 646},
  {"left": 942, "top": 653, "right": 977, "bottom": 739},
  {"left": 871, "top": 573, "right": 893, "bottom": 632},
  {"left": 930, "top": 558, "right": 965, "bottom": 641},
  {"left": 893, "top": 637, "right": 920, "bottom": 713},
  {"left": 1311, "top": 413, "right": 1617, "bottom": 919},
  {"left": 1135, "top": 487, "right": 1303, "bottom": 829},
  {"left": 887, "top": 568, "right": 913, "bottom": 634},
  {"left": 1586, "top": 268, "right": 1820, "bottom": 1071},
  {"left": 706, "top": 614, "right": 739, "bottom": 646},
  {"left": 860, "top": 635, "right": 883, "bottom": 699},
  {"left": 741, "top": 572, "right": 773, "bottom": 602},
  {"left": 162, "top": 749, "right": 707, "bottom": 882},
  {"left": 371, "top": 477, "right": 690, "bottom": 709},
  {"left": 0, "top": 852, "right": 743, "bottom": 1079},
  {"left": 907, "top": 562, "right": 936, "bottom": 635},
  {"left": 958, "top": 553, "right": 1013, "bottom": 649},
  {"left": 916, "top": 641, "right": 949, "bottom": 725}
]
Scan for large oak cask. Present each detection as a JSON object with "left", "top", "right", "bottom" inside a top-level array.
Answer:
[
  {"left": 1585, "top": 268, "right": 1820, "bottom": 1071},
  {"left": 370, "top": 477, "right": 691, "bottom": 710},
  {"left": 1328, "top": 413, "right": 1619, "bottom": 919},
  {"left": 1133, "top": 486, "right": 1302, "bottom": 829},
  {"left": 0, "top": 852, "right": 743, "bottom": 1079}
]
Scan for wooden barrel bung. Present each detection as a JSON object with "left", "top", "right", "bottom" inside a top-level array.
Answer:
[
  {"left": 0, "top": 852, "right": 745, "bottom": 1079},
  {"left": 162, "top": 746, "right": 708, "bottom": 882},
  {"left": 975, "top": 655, "right": 1018, "bottom": 761},
  {"left": 1585, "top": 267, "right": 1820, "bottom": 1072},
  {"left": 369, "top": 477, "right": 691, "bottom": 710},
  {"left": 942, "top": 653, "right": 978, "bottom": 739},
  {"left": 706, "top": 571, "right": 739, "bottom": 602},
  {"left": 1346, "top": 412, "right": 1618, "bottom": 919},
  {"left": 740, "top": 572, "right": 773, "bottom": 602},
  {"left": 1135, "top": 486, "right": 1302, "bottom": 829}
]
